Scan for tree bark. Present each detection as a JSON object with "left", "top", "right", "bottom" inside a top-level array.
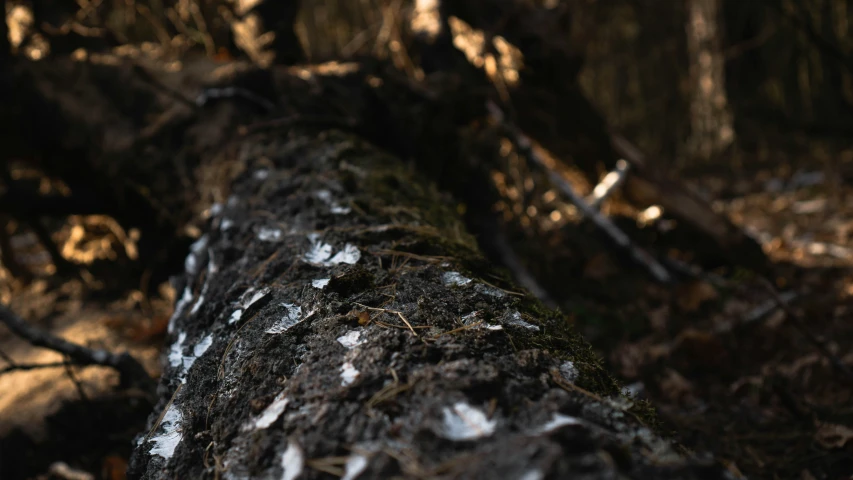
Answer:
[
  {"left": 685, "top": 0, "right": 734, "bottom": 161},
  {"left": 126, "top": 79, "right": 727, "bottom": 479}
]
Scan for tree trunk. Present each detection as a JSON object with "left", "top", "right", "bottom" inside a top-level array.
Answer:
[
  {"left": 126, "top": 78, "right": 726, "bottom": 479},
  {"left": 685, "top": 0, "right": 734, "bottom": 161}
]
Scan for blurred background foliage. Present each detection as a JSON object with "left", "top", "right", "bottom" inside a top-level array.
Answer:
[{"left": 9, "top": 0, "right": 852, "bottom": 172}]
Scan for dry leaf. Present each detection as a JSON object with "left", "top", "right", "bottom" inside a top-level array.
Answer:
[
  {"left": 676, "top": 280, "right": 718, "bottom": 312},
  {"left": 815, "top": 423, "right": 853, "bottom": 449}
]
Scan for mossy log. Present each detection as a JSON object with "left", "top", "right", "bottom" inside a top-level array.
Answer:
[{"left": 127, "top": 122, "right": 727, "bottom": 478}]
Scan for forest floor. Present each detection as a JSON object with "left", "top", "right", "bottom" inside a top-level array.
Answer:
[
  {"left": 2, "top": 150, "right": 853, "bottom": 480},
  {"left": 572, "top": 153, "right": 853, "bottom": 480}
]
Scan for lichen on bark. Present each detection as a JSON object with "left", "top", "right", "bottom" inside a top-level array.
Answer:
[{"left": 129, "top": 122, "right": 726, "bottom": 479}]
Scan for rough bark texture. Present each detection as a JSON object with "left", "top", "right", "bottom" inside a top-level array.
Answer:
[{"left": 127, "top": 119, "right": 729, "bottom": 478}]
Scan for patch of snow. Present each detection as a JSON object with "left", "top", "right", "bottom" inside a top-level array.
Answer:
[
  {"left": 244, "top": 392, "right": 289, "bottom": 431},
  {"left": 519, "top": 470, "right": 544, "bottom": 480},
  {"left": 315, "top": 190, "right": 352, "bottom": 215},
  {"left": 341, "top": 453, "right": 369, "bottom": 480},
  {"left": 221, "top": 218, "right": 234, "bottom": 231},
  {"left": 265, "top": 304, "right": 305, "bottom": 334},
  {"left": 559, "top": 361, "right": 579, "bottom": 383},
  {"left": 280, "top": 440, "right": 304, "bottom": 480},
  {"left": 312, "top": 278, "right": 330, "bottom": 289},
  {"left": 185, "top": 235, "right": 209, "bottom": 275},
  {"left": 533, "top": 413, "right": 582, "bottom": 435},
  {"left": 243, "top": 288, "right": 270, "bottom": 309},
  {"left": 190, "top": 257, "right": 218, "bottom": 316},
  {"left": 168, "top": 333, "right": 214, "bottom": 381},
  {"left": 229, "top": 309, "right": 244, "bottom": 325},
  {"left": 340, "top": 361, "right": 360, "bottom": 386},
  {"left": 303, "top": 234, "right": 361, "bottom": 266},
  {"left": 258, "top": 226, "right": 283, "bottom": 242},
  {"left": 440, "top": 402, "right": 496, "bottom": 441},
  {"left": 149, "top": 404, "right": 183, "bottom": 460},
  {"left": 503, "top": 311, "right": 539, "bottom": 331},
  {"left": 475, "top": 283, "right": 506, "bottom": 298},
  {"left": 337, "top": 330, "right": 365, "bottom": 349},
  {"left": 442, "top": 271, "right": 471, "bottom": 287},
  {"left": 168, "top": 287, "right": 194, "bottom": 334}
]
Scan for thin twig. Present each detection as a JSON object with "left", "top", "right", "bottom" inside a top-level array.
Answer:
[
  {"left": 354, "top": 302, "right": 418, "bottom": 336},
  {"left": 486, "top": 101, "right": 671, "bottom": 283},
  {"left": 0, "top": 361, "right": 71, "bottom": 374},
  {"left": 586, "top": 159, "right": 631, "bottom": 210},
  {"left": 759, "top": 277, "right": 853, "bottom": 384},
  {"left": 0, "top": 304, "right": 154, "bottom": 393}
]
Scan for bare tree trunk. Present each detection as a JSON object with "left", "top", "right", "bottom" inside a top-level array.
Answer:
[
  {"left": 685, "top": 0, "right": 734, "bottom": 161},
  {"left": 125, "top": 80, "right": 727, "bottom": 480}
]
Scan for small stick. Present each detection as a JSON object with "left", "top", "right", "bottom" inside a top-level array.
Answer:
[
  {"left": 586, "top": 159, "right": 631, "bottom": 210},
  {"left": 0, "top": 304, "right": 154, "bottom": 392},
  {"left": 486, "top": 102, "right": 671, "bottom": 283},
  {"left": 759, "top": 277, "right": 853, "bottom": 384}
]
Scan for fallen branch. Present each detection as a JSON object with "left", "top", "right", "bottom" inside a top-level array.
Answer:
[
  {"left": 586, "top": 159, "right": 631, "bottom": 210},
  {"left": 0, "top": 304, "right": 155, "bottom": 393},
  {"left": 487, "top": 102, "right": 672, "bottom": 283}
]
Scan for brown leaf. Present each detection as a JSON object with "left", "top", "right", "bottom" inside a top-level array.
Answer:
[
  {"left": 815, "top": 423, "right": 853, "bottom": 449},
  {"left": 583, "top": 253, "right": 618, "bottom": 280},
  {"left": 675, "top": 280, "right": 718, "bottom": 312}
]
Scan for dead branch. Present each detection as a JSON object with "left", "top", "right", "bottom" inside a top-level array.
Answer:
[
  {"left": 487, "top": 101, "right": 672, "bottom": 283},
  {"left": 0, "top": 304, "right": 155, "bottom": 393}
]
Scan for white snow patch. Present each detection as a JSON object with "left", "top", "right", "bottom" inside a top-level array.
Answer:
[
  {"left": 533, "top": 413, "right": 582, "bottom": 435},
  {"left": 440, "top": 402, "right": 496, "bottom": 441},
  {"left": 189, "top": 295, "right": 205, "bottom": 315},
  {"left": 168, "top": 333, "right": 214, "bottom": 380},
  {"left": 519, "top": 470, "right": 544, "bottom": 480},
  {"left": 280, "top": 440, "right": 304, "bottom": 480},
  {"left": 243, "top": 288, "right": 270, "bottom": 309},
  {"left": 185, "top": 235, "right": 209, "bottom": 275},
  {"left": 265, "top": 304, "right": 305, "bottom": 334},
  {"left": 312, "top": 278, "right": 330, "bottom": 289},
  {"left": 503, "top": 311, "right": 540, "bottom": 331},
  {"left": 149, "top": 404, "right": 183, "bottom": 460},
  {"left": 244, "top": 392, "right": 289, "bottom": 431},
  {"left": 475, "top": 283, "right": 507, "bottom": 298},
  {"left": 258, "top": 226, "right": 283, "bottom": 242},
  {"left": 340, "top": 361, "right": 360, "bottom": 386},
  {"left": 315, "top": 190, "right": 352, "bottom": 215},
  {"left": 341, "top": 453, "right": 369, "bottom": 480},
  {"left": 303, "top": 234, "right": 361, "bottom": 266},
  {"left": 337, "top": 330, "right": 366, "bottom": 349},
  {"left": 221, "top": 218, "right": 234, "bottom": 231},
  {"left": 190, "top": 257, "right": 218, "bottom": 316},
  {"left": 442, "top": 271, "right": 471, "bottom": 287},
  {"left": 168, "top": 286, "right": 193, "bottom": 334},
  {"left": 559, "top": 361, "right": 579, "bottom": 383},
  {"left": 229, "top": 309, "right": 244, "bottom": 325}
]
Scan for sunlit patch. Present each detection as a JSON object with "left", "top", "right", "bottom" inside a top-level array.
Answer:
[{"left": 440, "top": 402, "right": 496, "bottom": 441}]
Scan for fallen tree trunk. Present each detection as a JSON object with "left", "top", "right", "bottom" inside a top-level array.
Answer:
[{"left": 126, "top": 76, "right": 727, "bottom": 478}]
